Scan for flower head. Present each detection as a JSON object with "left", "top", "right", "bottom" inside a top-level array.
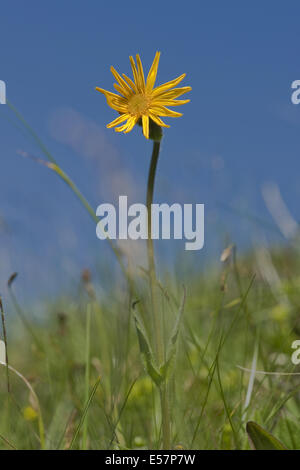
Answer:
[{"left": 96, "top": 52, "right": 191, "bottom": 139}]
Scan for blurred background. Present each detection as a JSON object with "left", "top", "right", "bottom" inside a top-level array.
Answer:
[{"left": 1, "top": 0, "right": 300, "bottom": 301}]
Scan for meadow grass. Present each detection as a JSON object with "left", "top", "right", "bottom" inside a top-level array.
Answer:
[
  {"left": 1, "top": 244, "right": 300, "bottom": 450},
  {"left": 1, "top": 102, "right": 300, "bottom": 450}
]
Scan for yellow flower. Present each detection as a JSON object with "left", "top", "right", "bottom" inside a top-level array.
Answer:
[
  {"left": 23, "top": 406, "right": 38, "bottom": 421},
  {"left": 96, "top": 52, "right": 191, "bottom": 139}
]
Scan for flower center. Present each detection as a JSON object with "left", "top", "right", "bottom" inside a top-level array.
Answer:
[{"left": 128, "top": 93, "right": 149, "bottom": 116}]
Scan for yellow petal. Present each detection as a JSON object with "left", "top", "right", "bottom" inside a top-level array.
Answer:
[
  {"left": 150, "top": 105, "right": 183, "bottom": 118},
  {"left": 122, "top": 74, "right": 138, "bottom": 93},
  {"left": 153, "top": 99, "right": 190, "bottom": 107},
  {"left": 152, "top": 74, "right": 186, "bottom": 97},
  {"left": 156, "top": 86, "right": 192, "bottom": 100},
  {"left": 115, "top": 116, "right": 137, "bottom": 133},
  {"left": 106, "top": 97, "right": 128, "bottom": 113},
  {"left": 115, "top": 122, "right": 130, "bottom": 132},
  {"left": 114, "top": 83, "right": 130, "bottom": 97},
  {"left": 124, "top": 116, "right": 138, "bottom": 133},
  {"left": 142, "top": 115, "right": 149, "bottom": 139},
  {"left": 95, "top": 87, "right": 127, "bottom": 112},
  {"left": 136, "top": 54, "right": 145, "bottom": 91},
  {"left": 106, "top": 113, "right": 130, "bottom": 128},
  {"left": 129, "top": 56, "right": 140, "bottom": 90},
  {"left": 146, "top": 51, "right": 160, "bottom": 92},
  {"left": 148, "top": 112, "right": 170, "bottom": 128},
  {"left": 110, "top": 66, "right": 132, "bottom": 95},
  {"left": 95, "top": 87, "right": 121, "bottom": 100}
]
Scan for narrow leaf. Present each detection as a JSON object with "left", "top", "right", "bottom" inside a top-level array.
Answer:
[
  {"left": 69, "top": 376, "right": 101, "bottom": 449},
  {"left": 134, "top": 315, "right": 163, "bottom": 387},
  {"left": 246, "top": 421, "right": 287, "bottom": 450},
  {"left": 160, "top": 287, "right": 186, "bottom": 382},
  {"left": 0, "top": 340, "right": 6, "bottom": 364}
]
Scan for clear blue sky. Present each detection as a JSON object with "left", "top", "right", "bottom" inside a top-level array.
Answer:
[{"left": 1, "top": 1, "right": 300, "bottom": 300}]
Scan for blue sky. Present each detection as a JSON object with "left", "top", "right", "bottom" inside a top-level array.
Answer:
[{"left": 1, "top": 1, "right": 300, "bottom": 300}]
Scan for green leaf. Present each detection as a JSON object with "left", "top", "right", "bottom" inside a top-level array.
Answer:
[
  {"left": 160, "top": 287, "right": 186, "bottom": 382},
  {"left": 69, "top": 376, "right": 101, "bottom": 449},
  {"left": 134, "top": 315, "right": 163, "bottom": 387},
  {"left": 246, "top": 421, "right": 287, "bottom": 450}
]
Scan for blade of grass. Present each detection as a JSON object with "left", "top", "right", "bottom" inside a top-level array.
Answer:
[
  {"left": 190, "top": 275, "right": 255, "bottom": 447},
  {"left": 6, "top": 100, "right": 127, "bottom": 277},
  {"left": 18, "top": 150, "right": 133, "bottom": 288},
  {"left": 69, "top": 376, "right": 101, "bottom": 450},
  {"left": 7, "top": 274, "right": 45, "bottom": 352},
  {"left": 220, "top": 274, "right": 256, "bottom": 349},
  {"left": 0, "top": 297, "right": 10, "bottom": 393},
  {"left": 82, "top": 303, "right": 92, "bottom": 449},
  {"left": 242, "top": 329, "right": 259, "bottom": 423},
  {"left": 108, "top": 379, "right": 137, "bottom": 449},
  {"left": 0, "top": 433, "right": 17, "bottom": 450},
  {"left": 216, "top": 357, "right": 239, "bottom": 448},
  {"left": 0, "top": 362, "right": 45, "bottom": 449},
  {"left": 190, "top": 345, "right": 219, "bottom": 448},
  {"left": 7, "top": 100, "right": 57, "bottom": 164}
]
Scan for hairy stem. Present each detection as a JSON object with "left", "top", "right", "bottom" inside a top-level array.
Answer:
[{"left": 146, "top": 140, "right": 171, "bottom": 449}]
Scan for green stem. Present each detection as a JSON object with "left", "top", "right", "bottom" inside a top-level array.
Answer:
[
  {"left": 146, "top": 141, "right": 163, "bottom": 363},
  {"left": 0, "top": 297, "right": 10, "bottom": 393},
  {"left": 82, "top": 303, "right": 91, "bottom": 449},
  {"left": 146, "top": 140, "right": 171, "bottom": 450}
]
